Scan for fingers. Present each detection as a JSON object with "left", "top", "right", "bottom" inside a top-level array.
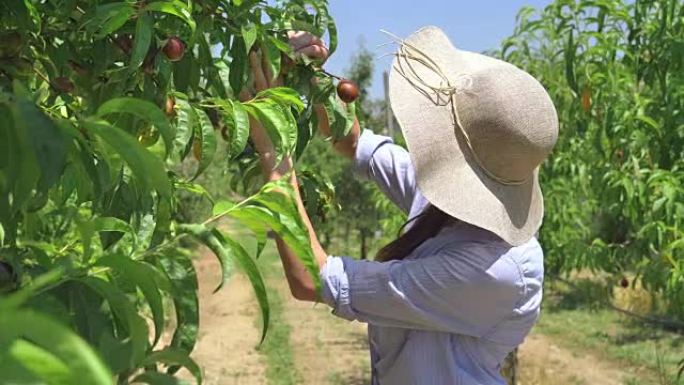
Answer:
[
  {"left": 295, "top": 44, "right": 329, "bottom": 61},
  {"left": 288, "top": 31, "right": 325, "bottom": 51},
  {"left": 249, "top": 51, "right": 268, "bottom": 92}
]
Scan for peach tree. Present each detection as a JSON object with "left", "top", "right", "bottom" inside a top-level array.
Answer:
[
  {"left": 0, "top": 0, "right": 355, "bottom": 384},
  {"left": 499, "top": 0, "right": 683, "bottom": 318}
]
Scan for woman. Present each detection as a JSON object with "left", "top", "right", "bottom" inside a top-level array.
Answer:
[{"left": 242, "top": 26, "right": 558, "bottom": 385}]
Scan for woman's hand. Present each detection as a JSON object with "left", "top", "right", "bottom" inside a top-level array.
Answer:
[
  {"left": 288, "top": 31, "right": 329, "bottom": 64},
  {"left": 243, "top": 32, "right": 330, "bottom": 181}
]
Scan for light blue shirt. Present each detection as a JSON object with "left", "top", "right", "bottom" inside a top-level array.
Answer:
[{"left": 319, "top": 130, "right": 544, "bottom": 385}]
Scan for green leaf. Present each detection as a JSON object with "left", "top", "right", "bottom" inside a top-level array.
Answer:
[
  {"left": 157, "top": 251, "right": 199, "bottom": 357},
  {"left": 256, "top": 87, "right": 304, "bottom": 112},
  {"left": 192, "top": 107, "right": 217, "bottom": 179},
  {"left": 176, "top": 224, "right": 231, "bottom": 292},
  {"left": 173, "top": 97, "right": 197, "bottom": 161},
  {"left": 142, "top": 348, "right": 202, "bottom": 385},
  {"left": 145, "top": 1, "right": 196, "bottom": 34},
  {"left": 8, "top": 339, "right": 71, "bottom": 385},
  {"left": 96, "top": 254, "right": 167, "bottom": 346},
  {"left": 0, "top": 310, "right": 112, "bottom": 385},
  {"left": 262, "top": 37, "right": 282, "bottom": 84},
  {"left": 84, "top": 119, "right": 172, "bottom": 199},
  {"left": 229, "top": 36, "right": 247, "bottom": 94},
  {"left": 0, "top": 268, "right": 64, "bottom": 311},
  {"left": 13, "top": 99, "right": 68, "bottom": 191},
  {"left": 241, "top": 24, "right": 258, "bottom": 54},
  {"left": 78, "top": 277, "right": 149, "bottom": 367},
  {"left": 229, "top": 204, "right": 319, "bottom": 293},
  {"left": 243, "top": 99, "right": 297, "bottom": 161},
  {"left": 213, "top": 99, "right": 249, "bottom": 157},
  {"left": 131, "top": 12, "right": 153, "bottom": 70},
  {"left": 326, "top": 16, "right": 338, "bottom": 56},
  {"left": 213, "top": 229, "right": 269, "bottom": 343},
  {"left": 96, "top": 97, "right": 175, "bottom": 158},
  {"left": 84, "top": 2, "right": 135, "bottom": 39},
  {"left": 78, "top": 216, "right": 136, "bottom": 261},
  {"left": 150, "top": 197, "right": 172, "bottom": 248},
  {"left": 212, "top": 199, "right": 235, "bottom": 217},
  {"left": 323, "top": 93, "right": 355, "bottom": 138}
]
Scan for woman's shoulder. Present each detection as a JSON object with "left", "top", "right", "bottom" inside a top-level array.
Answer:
[{"left": 425, "top": 225, "right": 543, "bottom": 289}]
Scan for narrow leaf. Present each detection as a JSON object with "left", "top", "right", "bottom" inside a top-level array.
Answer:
[
  {"left": 131, "top": 12, "right": 153, "bottom": 70},
  {"left": 213, "top": 229, "right": 269, "bottom": 343},
  {"left": 192, "top": 108, "right": 217, "bottom": 179}
]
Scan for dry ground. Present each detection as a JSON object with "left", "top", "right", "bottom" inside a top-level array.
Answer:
[{"left": 186, "top": 248, "right": 638, "bottom": 385}]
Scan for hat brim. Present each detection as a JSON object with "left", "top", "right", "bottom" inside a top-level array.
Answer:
[{"left": 388, "top": 26, "right": 543, "bottom": 246}]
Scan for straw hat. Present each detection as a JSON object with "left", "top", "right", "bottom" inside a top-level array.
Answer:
[{"left": 388, "top": 26, "right": 559, "bottom": 246}]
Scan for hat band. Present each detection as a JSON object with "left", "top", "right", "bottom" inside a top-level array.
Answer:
[{"left": 384, "top": 30, "right": 529, "bottom": 187}]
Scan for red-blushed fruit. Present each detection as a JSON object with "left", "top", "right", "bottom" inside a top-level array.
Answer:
[
  {"left": 165, "top": 96, "right": 176, "bottom": 117},
  {"left": 336, "top": 79, "right": 359, "bottom": 103},
  {"left": 52, "top": 77, "right": 74, "bottom": 93},
  {"left": 163, "top": 37, "right": 185, "bottom": 62},
  {"left": 620, "top": 277, "right": 629, "bottom": 288}
]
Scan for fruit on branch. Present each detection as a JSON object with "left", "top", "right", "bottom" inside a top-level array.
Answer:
[
  {"left": 52, "top": 77, "right": 74, "bottom": 93},
  {"left": 581, "top": 86, "right": 592, "bottom": 113},
  {"left": 0, "top": 31, "right": 22, "bottom": 58},
  {"left": 165, "top": 96, "right": 176, "bottom": 117},
  {"left": 138, "top": 127, "right": 160, "bottom": 147},
  {"left": 620, "top": 277, "right": 629, "bottom": 288},
  {"left": 336, "top": 79, "right": 359, "bottom": 103},
  {"left": 163, "top": 37, "right": 185, "bottom": 62}
]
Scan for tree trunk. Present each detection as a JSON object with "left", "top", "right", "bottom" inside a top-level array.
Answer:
[
  {"left": 501, "top": 348, "right": 518, "bottom": 385},
  {"left": 360, "top": 229, "right": 368, "bottom": 260}
]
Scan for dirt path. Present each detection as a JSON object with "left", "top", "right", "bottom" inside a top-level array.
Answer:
[
  {"left": 186, "top": 247, "right": 636, "bottom": 385},
  {"left": 187, "top": 248, "right": 268, "bottom": 385},
  {"left": 269, "top": 266, "right": 371, "bottom": 385},
  {"left": 517, "top": 333, "right": 628, "bottom": 385}
]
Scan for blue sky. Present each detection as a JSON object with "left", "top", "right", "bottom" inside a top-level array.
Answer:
[{"left": 324, "top": 0, "right": 553, "bottom": 98}]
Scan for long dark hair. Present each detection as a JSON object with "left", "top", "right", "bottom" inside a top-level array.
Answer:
[{"left": 375, "top": 205, "right": 455, "bottom": 262}]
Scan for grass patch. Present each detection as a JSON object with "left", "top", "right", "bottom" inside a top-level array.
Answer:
[
  {"left": 254, "top": 246, "right": 301, "bottom": 385},
  {"left": 537, "top": 279, "right": 684, "bottom": 384}
]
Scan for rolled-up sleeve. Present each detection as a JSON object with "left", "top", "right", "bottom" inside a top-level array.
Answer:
[
  {"left": 354, "top": 129, "right": 417, "bottom": 214},
  {"left": 319, "top": 249, "right": 525, "bottom": 336}
]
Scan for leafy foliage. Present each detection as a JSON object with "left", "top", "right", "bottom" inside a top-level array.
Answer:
[
  {"left": 499, "top": 0, "right": 684, "bottom": 318},
  {"left": 0, "top": 0, "right": 351, "bottom": 383}
]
